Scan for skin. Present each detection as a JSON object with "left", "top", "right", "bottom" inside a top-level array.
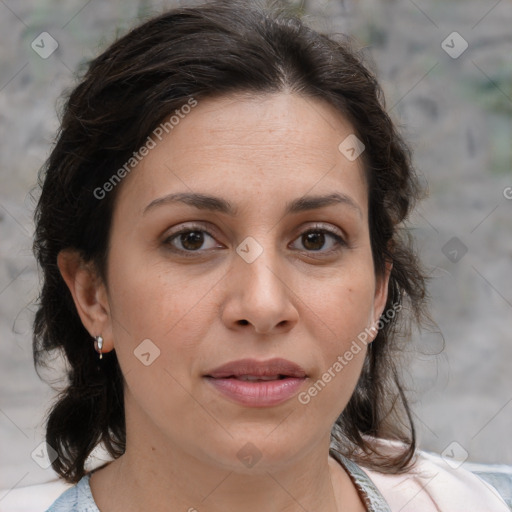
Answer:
[{"left": 59, "top": 92, "right": 391, "bottom": 512}]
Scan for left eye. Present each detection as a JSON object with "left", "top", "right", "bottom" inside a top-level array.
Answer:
[{"left": 290, "top": 229, "right": 346, "bottom": 253}]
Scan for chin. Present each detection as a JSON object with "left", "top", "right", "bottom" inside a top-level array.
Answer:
[{"left": 199, "top": 430, "right": 310, "bottom": 474}]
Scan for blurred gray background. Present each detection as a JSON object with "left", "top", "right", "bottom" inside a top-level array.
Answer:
[{"left": 0, "top": 0, "right": 511, "bottom": 494}]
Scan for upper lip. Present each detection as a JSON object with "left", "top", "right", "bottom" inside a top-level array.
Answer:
[{"left": 205, "top": 358, "right": 307, "bottom": 379}]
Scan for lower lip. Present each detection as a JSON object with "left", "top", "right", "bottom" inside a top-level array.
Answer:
[{"left": 204, "top": 376, "right": 306, "bottom": 407}]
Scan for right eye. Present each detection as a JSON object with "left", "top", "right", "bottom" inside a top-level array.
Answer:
[{"left": 163, "top": 225, "right": 224, "bottom": 255}]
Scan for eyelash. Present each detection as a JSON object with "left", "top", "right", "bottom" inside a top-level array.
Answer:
[{"left": 163, "top": 223, "right": 347, "bottom": 257}]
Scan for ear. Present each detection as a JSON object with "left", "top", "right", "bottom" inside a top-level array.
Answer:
[
  {"left": 57, "top": 249, "right": 114, "bottom": 354},
  {"left": 368, "top": 259, "right": 393, "bottom": 343}
]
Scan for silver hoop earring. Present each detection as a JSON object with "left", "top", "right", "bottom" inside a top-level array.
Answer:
[{"left": 94, "top": 335, "right": 104, "bottom": 359}]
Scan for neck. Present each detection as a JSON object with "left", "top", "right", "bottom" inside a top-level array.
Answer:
[
  {"left": 96, "top": 437, "right": 340, "bottom": 512},
  {"left": 89, "top": 395, "right": 363, "bottom": 512}
]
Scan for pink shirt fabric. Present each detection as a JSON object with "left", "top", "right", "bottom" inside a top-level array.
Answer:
[{"left": 364, "top": 450, "right": 509, "bottom": 511}]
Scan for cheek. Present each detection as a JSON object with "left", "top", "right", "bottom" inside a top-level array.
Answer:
[
  {"left": 108, "top": 245, "right": 211, "bottom": 330},
  {"left": 106, "top": 258, "right": 214, "bottom": 431},
  {"left": 302, "top": 348, "right": 366, "bottom": 407},
  {"left": 298, "top": 285, "right": 371, "bottom": 425},
  {"left": 301, "top": 270, "right": 375, "bottom": 406},
  {"left": 306, "top": 266, "right": 376, "bottom": 345},
  {"left": 105, "top": 250, "right": 214, "bottom": 371}
]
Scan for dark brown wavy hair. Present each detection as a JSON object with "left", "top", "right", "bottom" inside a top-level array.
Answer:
[{"left": 33, "top": 0, "right": 428, "bottom": 483}]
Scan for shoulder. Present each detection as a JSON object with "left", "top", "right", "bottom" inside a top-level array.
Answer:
[
  {"left": 0, "top": 475, "right": 97, "bottom": 512},
  {"left": 0, "top": 479, "right": 72, "bottom": 512},
  {"left": 45, "top": 474, "right": 99, "bottom": 512},
  {"left": 361, "top": 439, "right": 511, "bottom": 512}
]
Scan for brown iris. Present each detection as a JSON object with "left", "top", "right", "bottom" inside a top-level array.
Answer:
[
  {"left": 302, "top": 232, "right": 325, "bottom": 251},
  {"left": 180, "top": 231, "right": 205, "bottom": 251}
]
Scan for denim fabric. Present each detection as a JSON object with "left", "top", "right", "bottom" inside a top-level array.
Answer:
[
  {"left": 329, "top": 448, "right": 392, "bottom": 511},
  {"left": 468, "top": 471, "right": 512, "bottom": 509},
  {"left": 45, "top": 474, "right": 99, "bottom": 512}
]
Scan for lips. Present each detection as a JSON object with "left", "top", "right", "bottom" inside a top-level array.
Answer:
[
  {"left": 205, "top": 358, "right": 307, "bottom": 379},
  {"left": 204, "top": 358, "right": 307, "bottom": 407}
]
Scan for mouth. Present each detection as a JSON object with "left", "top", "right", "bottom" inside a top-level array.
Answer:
[
  {"left": 204, "top": 358, "right": 308, "bottom": 407},
  {"left": 205, "top": 357, "right": 307, "bottom": 380},
  {"left": 215, "top": 375, "right": 290, "bottom": 381}
]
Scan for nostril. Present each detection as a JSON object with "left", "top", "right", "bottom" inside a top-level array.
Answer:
[{"left": 238, "top": 319, "right": 249, "bottom": 325}]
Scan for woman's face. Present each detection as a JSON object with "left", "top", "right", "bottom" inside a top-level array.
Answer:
[{"left": 99, "top": 93, "right": 389, "bottom": 471}]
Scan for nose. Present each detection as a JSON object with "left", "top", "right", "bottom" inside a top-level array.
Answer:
[{"left": 221, "top": 245, "right": 299, "bottom": 335}]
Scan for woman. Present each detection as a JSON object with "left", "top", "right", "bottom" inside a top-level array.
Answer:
[{"left": 32, "top": 1, "right": 509, "bottom": 511}]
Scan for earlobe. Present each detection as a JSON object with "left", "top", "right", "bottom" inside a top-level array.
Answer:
[{"left": 57, "top": 249, "right": 113, "bottom": 353}]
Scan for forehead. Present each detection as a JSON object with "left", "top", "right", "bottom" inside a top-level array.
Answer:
[{"left": 113, "top": 92, "right": 368, "bottom": 220}]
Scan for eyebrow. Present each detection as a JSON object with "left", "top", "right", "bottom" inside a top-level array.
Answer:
[{"left": 143, "top": 192, "right": 362, "bottom": 217}]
